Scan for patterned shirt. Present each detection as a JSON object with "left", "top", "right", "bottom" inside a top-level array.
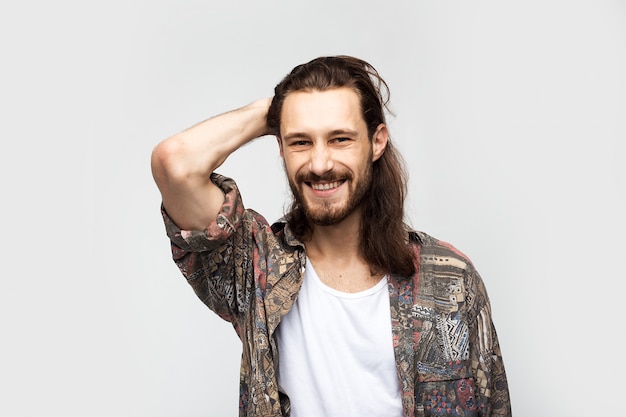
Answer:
[{"left": 162, "top": 174, "right": 512, "bottom": 417}]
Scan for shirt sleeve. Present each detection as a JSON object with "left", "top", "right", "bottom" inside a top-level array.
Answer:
[
  {"left": 468, "top": 268, "right": 512, "bottom": 416},
  {"left": 160, "top": 173, "right": 261, "bottom": 330}
]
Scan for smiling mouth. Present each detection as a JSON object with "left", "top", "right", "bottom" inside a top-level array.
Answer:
[{"left": 309, "top": 180, "right": 344, "bottom": 191}]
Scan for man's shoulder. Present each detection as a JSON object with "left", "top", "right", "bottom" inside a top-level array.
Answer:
[
  {"left": 409, "top": 231, "right": 486, "bottom": 315},
  {"left": 410, "top": 230, "right": 475, "bottom": 270}
]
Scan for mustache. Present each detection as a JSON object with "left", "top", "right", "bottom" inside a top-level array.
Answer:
[{"left": 295, "top": 170, "right": 352, "bottom": 183}]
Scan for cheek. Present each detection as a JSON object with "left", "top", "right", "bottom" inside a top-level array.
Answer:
[
  {"left": 283, "top": 152, "right": 306, "bottom": 170},
  {"left": 282, "top": 157, "right": 299, "bottom": 179}
]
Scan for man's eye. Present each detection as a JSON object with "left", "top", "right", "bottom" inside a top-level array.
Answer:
[
  {"left": 289, "top": 140, "right": 310, "bottom": 147},
  {"left": 333, "top": 137, "right": 350, "bottom": 143}
]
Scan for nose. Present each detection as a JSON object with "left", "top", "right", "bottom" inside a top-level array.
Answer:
[{"left": 308, "top": 143, "right": 334, "bottom": 176}]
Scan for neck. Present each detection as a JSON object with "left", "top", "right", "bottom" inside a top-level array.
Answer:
[
  {"left": 305, "top": 208, "right": 362, "bottom": 258},
  {"left": 303, "top": 209, "right": 384, "bottom": 293}
]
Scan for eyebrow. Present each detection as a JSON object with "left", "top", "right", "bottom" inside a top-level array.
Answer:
[
  {"left": 282, "top": 129, "right": 359, "bottom": 141},
  {"left": 329, "top": 129, "right": 359, "bottom": 137}
]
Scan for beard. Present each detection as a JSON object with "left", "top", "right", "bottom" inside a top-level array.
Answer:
[{"left": 287, "top": 160, "right": 373, "bottom": 227}]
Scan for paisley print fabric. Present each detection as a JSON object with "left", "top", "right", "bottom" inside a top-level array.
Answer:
[{"left": 161, "top": 173, "right": 511, "bottom": 417}]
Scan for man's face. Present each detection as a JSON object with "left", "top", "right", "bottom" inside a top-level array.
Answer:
[{"left": 278, "top": 87, "right": 388, "bottom": 227}]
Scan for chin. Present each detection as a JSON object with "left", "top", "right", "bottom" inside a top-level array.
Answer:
[{"left": 304, "top": 204, "right": 352, "bottom": 226}]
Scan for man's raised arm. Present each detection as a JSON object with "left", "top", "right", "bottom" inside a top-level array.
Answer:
[{"left": 151, "top": 98, "right": 272, "bottom": 231}]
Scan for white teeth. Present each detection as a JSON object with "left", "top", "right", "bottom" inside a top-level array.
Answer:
[{"left": 311, "top": 181, "right": 340, "bottom": 191}]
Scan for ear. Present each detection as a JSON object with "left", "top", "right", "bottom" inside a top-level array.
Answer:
[
  {"left": 371, "top": 124, "right": 388, "bottom": 162},
  {"left": 276, "top": 136, "right": 284, "bottom": 159}
]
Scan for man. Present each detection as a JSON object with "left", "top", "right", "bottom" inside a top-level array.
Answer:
[{"left": 151, "top": 56, "right": 511, "bottom": 417}]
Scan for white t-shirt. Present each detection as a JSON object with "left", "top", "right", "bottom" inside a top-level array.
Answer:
[{"left": 276, "top": 259, "right": 403, "bottom": 417}]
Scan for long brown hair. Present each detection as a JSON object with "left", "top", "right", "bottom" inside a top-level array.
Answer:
[{"left": 267, "top": 56, "right": 416, "bottom": 278}]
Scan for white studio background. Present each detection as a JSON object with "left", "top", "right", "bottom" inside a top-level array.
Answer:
[{"left": 1, "top": 1, "right": 624, "bottom": 416}]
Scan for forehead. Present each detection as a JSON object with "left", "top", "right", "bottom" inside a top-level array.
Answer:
[{"left": 280, "top": 87, "right": 365, "bottom": 136}]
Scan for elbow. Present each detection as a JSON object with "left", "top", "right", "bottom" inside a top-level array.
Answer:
[{"left": 151, "top": 136, "right": 188, "bottom": 186}]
